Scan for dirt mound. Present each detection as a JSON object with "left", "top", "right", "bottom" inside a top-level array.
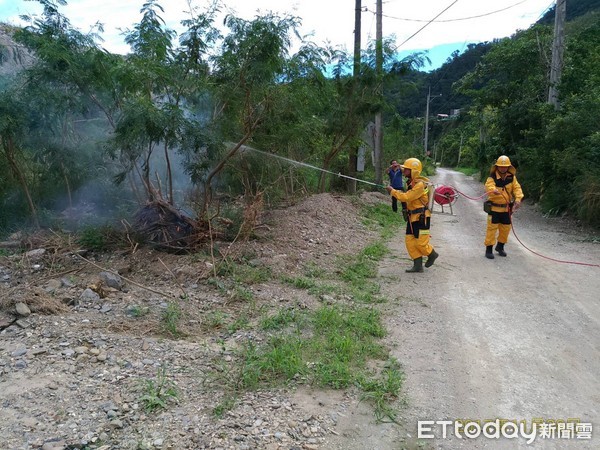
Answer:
[{"left": 251, "top": 192, "right": 385, "bottom": 274}]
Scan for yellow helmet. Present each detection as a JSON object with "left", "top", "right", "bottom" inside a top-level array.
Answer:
[
  {"left": 401, "top": 157, "right": 422, "bottom": 178},
  {"left": 495, "top": 155, "right": 512, "bottom": 167}
]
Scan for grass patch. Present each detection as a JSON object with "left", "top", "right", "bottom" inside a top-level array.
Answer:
[
  {"left": 281, "top": 274, "right": 339, "bottom": 298},
  {"left": 340, "top": 242, "right": 387, "bottom": 281},
  {"left": 127, "top": 305, "right": 150, "bottom": 317},
  {"left": 208, "top": 258, "right": 269, "bottom": 305},
  {"left": 227, "top": 313, "right": 250, "bottom": 333},
  {"left": 77, "top": 225, "right": 124, "bottom": 251},
  {"left": 282, "top": 275, "right": 317, "bottom": 290},
  {"left": 205, "top": 310, "right": 227, "bottom": 329},
  {"left": 213, "top": 395, "right": 238, "bottom": 418},
  {"left": 335, "top": 242, "right": 387, "bottom": 303},
  {"left": 217, "top": 257, "right": 272, "bottom": 284},
  {"left": 234, "top": 304, "right": 402, "bottom": 421},
  {"left": 260, "top": 307, "right": 305, "bottom": 331},
  {"left": 230, "top": 285, "right": 255, "bottom": 303},
  {"left": 161, "top": 302, "right": 182, "bottom": 337},
  {"left": 454, "top": 166, "right": 480, "bottom": 176},
  {"left": 303, "top": 261, "right": 326, "bottom": 278},
  {"left": 361, "top": 203, "right": 403, "bottom": 239},
  {"left": 206, "top": 200, "right": 405, "bottom": 421},
  {"left": 359, "top": 358, "right": 404, "bottom": 421},
  {"left": 139, "top": 366, "right": 179, "bottom": 412}
]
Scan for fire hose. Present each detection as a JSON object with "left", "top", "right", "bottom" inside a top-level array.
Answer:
[
  {"left": 433, "top": 185, "right": 600, "bottom": 268},
  {"left": 237, "top": 147, "right": 597, "bottom": 268}
]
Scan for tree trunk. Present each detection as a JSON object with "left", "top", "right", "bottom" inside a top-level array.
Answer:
[
  {"left": 164, "top": 141, "right": 173, "bottom": 205},
  {"left": 319, "top": 135, "right": 353, "bottom": 193},
  {"left": 142, "top": 143, "right": 155, "bottom": 202},
  {"left": 201, "top": 130, "right": 254, "bottom": 218},
  {"left": 2, "top": 136, "right": 40, "bottom": 228},
  {"left": 61, "top": 162, "right": 73, "bottom": 209}
]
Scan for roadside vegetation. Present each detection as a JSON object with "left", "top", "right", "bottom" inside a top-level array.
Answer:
[
  {"left": 200, "top": 201, "right": 405, "bottom": 422},
  {"left": 2, "top": 1, "right": 598, "bottom": 240}
]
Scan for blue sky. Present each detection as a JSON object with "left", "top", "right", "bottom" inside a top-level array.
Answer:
[{"left": 0, "top": 0, "right": 555, "bottom": 70}]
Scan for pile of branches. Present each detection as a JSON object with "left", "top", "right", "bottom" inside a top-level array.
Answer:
[{"left": 132, "top": 200, "right": 210, "bottom": 252}]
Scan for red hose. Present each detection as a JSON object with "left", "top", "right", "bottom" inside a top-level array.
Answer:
[
  {"left": 434, "top": 184, "right": 600, "bottom": 268},
  {"left": 434, "top": 186, "right": 458, "bottom": 205}
]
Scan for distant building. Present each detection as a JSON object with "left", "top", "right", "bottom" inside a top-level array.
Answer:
[
  {"left": 436, "top": 113, "right": 449, "bottom": 120},
  {"left": 450, "top": 109, "right": 461, "bottom": 116}
]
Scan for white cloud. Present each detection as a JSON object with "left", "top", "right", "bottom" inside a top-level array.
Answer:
[{"left": 1, "top": 0, "right": 555, "bottom": 56}]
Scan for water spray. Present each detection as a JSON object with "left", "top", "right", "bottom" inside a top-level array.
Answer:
[{"left": 239, "top": 145, "right": 387, "bottom": 189}]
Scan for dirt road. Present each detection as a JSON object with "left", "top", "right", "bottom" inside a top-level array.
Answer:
[
  {"left": 389, "top": 167, "right": 600, "bottom": 448},
  {"left": 329, "top": 168, "right": 600, "bottom": 449}
]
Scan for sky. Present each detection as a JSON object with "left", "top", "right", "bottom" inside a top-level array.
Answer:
[{"left": 0, "top": 0, "right": 556, "bottom": 70}]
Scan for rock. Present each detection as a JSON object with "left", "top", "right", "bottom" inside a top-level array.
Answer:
[
  {"left": 15, "top": 319, "right": 31, "bottom": 328},
  {"left": 99, "top": 271, "right": 123, "bottom": 290},
  {"left": 25, "top": 248, "right": 46, "bottom": 259},
  {"left": 15, "top": 302, "right": 31, "bottom": 317},
  {"left": 14, "top": 359, "right": 27, "bottom": 369},
  {"left": 81, "top": 288, "right": 100, "bottom": 302},
  {"left": 109, "top": 418, "right": 124, "bottom": 428},
  {"left": 11, "top": 348, "right": 27, "bottom": 358},
  {"left": 44, "top": 279, "right": 63, "bottom": 294},
  {"left": 60, "top": 277, "right": 76, "bottom": 288}
]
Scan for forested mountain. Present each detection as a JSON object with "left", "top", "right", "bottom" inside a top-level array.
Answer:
[
  {"left": 538, "top": 0, "right": 600, "bottom": 24},
  {"left": 387, "top": 0, "right": 600, "bottom": 120},
  {"left": 387, "top": 42, "right": 492, "bottom": 119},
  {"left": 382, "top": 0, "right": 600, "bottom": 225}
]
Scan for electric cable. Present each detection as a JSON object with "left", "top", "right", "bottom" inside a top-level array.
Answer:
[
  {"left": 378, "top": 1, "right": 529, "bottom": 23},
  {"left": 392, "top": 0, "right": 460, "bottom": 52}
]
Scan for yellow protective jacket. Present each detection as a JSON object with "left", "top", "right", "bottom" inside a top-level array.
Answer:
[
  {"left": 389, "top": 176, "right": 431, "bottom": 222},
  {"left": 485, "top": 166, "right": 524, "bottom": 213}
]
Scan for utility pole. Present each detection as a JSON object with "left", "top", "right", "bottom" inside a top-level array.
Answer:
[
  {"left": 548, "top": 0, "right": 566, "bottom": 109},
  {"left": 374, "top": 0, "right": 383, "bottom": 186},
  {"left": 423, "top": 87, "right": 441, "bottom": 157},
  {"left": 348, "top": 0, "right": 362, "bottom": 194},
  {"left": 457, "top": 134, "right": 464, "bottom": 167},
  {"left": 353, "top": 0, "right": 361, "bottom": 78}
]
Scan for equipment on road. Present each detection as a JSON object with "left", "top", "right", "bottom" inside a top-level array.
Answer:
[{"left": 432, "top": 185, "right": 458, "bottom": 215}]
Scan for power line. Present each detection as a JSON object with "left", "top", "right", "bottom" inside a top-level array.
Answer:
[
  {"left": 392, "top": 0, "right": 460, "bottom": 52},
  {"left": 372, "top": 0, "right": 529, "bottom": 23}
]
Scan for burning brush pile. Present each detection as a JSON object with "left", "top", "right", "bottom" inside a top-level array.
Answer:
[{"left": 132, "top": 200, "right": 209, "bottom": 252}]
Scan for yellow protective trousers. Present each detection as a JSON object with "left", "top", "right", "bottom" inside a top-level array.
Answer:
[
  {"left": 484, "top": 216, "right": 510, "bottom": 246},
  {"left": 406, "top": 230, "right": 433, "bottom": 259}
]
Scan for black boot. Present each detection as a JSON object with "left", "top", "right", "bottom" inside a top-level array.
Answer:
[
  {"left": 495, "top": 242, "right": 507, "bottom": 257},
  {"left": 425, "top": 250, "right": 439, "bottom": 268},
  {"left": 406, "top": 257, "right": 424, "bottom": 273},
  {"left": 485, "top": 245, "right": 494, "bottom": 259}
]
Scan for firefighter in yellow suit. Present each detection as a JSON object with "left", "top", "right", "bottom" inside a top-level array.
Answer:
[
  {"left": 386, "top": 158, "right": 439, "bottom": 272},
  {"left": 484, "top": 155, "right": 524, "bottom": 259}
]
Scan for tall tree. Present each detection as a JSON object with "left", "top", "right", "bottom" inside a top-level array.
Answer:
[
  {"left": 203, "top": 13, "right": 301, "bottom": 214},
  {"left": 0, "top": 90, "right": 39, "bottom": 228}
]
